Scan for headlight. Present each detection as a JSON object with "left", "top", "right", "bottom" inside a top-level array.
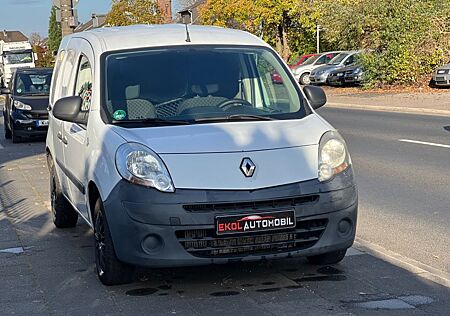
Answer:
[
  {"left": 14, "top": 100, "right": 32, "bottom": 110},
  {"left": 317, "top": 70, "right": 325, "bottom": 75},
  {"left": 318, "top": 131, "right": 351, "bottom": 182},
  {"left": 115, "top": 143, "right": 175, "bottom": 192},
  {"left": 336, "top": 72, "right": 344, "bottom": 77},
  {"left": 354, "top": 67, "right": 362, "bottom": 74}
]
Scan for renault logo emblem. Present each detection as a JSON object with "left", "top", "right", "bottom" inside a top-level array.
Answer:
[{"left": 240, "top": 158, "right": 256, "bottom": 177}]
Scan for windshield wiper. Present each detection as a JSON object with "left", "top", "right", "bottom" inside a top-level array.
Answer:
[
  {"left": 195, "top": 114, "right": 274, "bottom": 123},
  {"left": 112, "top": 118, "right": 191, "bottom": 126},
  {"left": 25, "top": 93, "right": 49, "bottom": 96}
]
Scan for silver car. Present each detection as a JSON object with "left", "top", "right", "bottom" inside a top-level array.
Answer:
[
  {"left": 309, "top": 51, "right": 360, "bottom": 85},
  {"left": 431, "top": 64, "right": 450, "bottom": 87},
  {"left": 292, "top": 51, "right": 342, "bottom": 85}
]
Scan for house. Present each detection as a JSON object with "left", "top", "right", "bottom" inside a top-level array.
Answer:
[
  {"left": 74, "top": 13, "right": 107, "bottom": 33},
  {"left": 0, "top": 30, "right": 28, "bottom": 43},
  {"left": 177, "top": 0, "right": 206, "bottom": 24}
]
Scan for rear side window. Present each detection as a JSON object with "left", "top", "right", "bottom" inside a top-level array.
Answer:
[{"left": 74, "top": 56, "right": 93, "bottom": 112}]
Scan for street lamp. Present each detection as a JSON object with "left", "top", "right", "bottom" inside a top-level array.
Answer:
[{"left": 316, "top": 24, "right": 323, "bottom": 54}]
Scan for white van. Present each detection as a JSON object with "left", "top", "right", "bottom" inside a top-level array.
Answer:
[{"left": 46, "top": 25, "right": 357, "bottom": 285}]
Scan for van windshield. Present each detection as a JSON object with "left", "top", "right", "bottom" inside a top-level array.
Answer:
[{"left": 103, "top": 46, "right": 305, "bottom": 125}]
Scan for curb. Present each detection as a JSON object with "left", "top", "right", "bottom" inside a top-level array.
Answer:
[
  {"left": 327, "top": 102, "right": 450, "bottom": 117},
  {"left": 354, "top": 237, "right": 450, "bottom": 288}
]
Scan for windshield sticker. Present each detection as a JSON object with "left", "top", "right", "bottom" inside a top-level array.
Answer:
[
  {"left": 113, "top": 109, "right": 127, "bottom": 120},
  {"left": 17, "top": 88, "right": 22, "bottom": 93}
]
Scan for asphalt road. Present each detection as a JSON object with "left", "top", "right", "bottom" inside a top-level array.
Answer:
[
  {"left": 318, "top": 107, "right": 450, "bottom": 274},
  {"left": 1, "top": 102, "right": 450, "bottom": 315}
]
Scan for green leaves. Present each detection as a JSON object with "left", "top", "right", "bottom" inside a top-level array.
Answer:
[
  {"left": 48, "top": 6, "right": 62, "bottom": 53},
  {"left": 106, "top": 0, "right": 163, "bottom": 26}
]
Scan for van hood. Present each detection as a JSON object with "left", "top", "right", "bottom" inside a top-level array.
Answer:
[
  {"left": 111, "top": 114, "right": 330, "bottom": 154},
  {"left": 111, "top": 114, "right": 332, "bottom": 190}
]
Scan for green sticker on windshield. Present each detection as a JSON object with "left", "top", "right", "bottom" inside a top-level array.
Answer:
[{"left": 113, "top": 109, "right": 127, "bottom": 120}]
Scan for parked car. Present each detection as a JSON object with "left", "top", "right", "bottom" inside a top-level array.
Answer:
[
  {"left": 327, "top": 65, "right": 364, "bottom": 86},
  {"left": 47, "top": 24, "right": 357, "bottom": 285},
  {"left": 431, "top": 64, "right": 450, "bottom": 88},
  {"left": 272, "top": 54, "right": 318, "bottom": 84},
  {"left": 309, "top": 51, "right": 360, "bottom": 85},
  {"left": 343, "top": 65, "right": 364, "bottom": 85},
  {"left": 292, "top": 51, "right": 342, "bottom": 85},
  {"left": 1, "top": 67, "right": 53, "bottom": 142},
  {"left": 289, "top": 53, "right": 317, "bottom": 69}
]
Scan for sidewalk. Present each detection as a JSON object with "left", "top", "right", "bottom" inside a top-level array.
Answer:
[
  {"left": 325, "top": 89, "right": 450, "bottom": 116},
  {"left": 0, "top": 114, "right": 450, "bottom": 315}
]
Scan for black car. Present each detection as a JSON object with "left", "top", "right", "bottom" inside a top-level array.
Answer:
[
  {"left": 327, "top": 65, "right": 364, "bottom": 86},
  {"left": 1, "top": 68, "right": 53, "bottom": 143}
]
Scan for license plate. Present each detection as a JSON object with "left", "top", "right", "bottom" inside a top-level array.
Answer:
[
  {"left": 345, "top": 77, "right": 355, "bottom": 82},
  {"left": 36, "top": 120, "right": 49, "bottom": 127},
  {"left": 216, "top": 210, "right": 296, "bottom": 235}
]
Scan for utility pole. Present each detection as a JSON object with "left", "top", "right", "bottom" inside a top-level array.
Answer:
[{"left": 60, "top": 0, "right": 74, "bottom": 36}]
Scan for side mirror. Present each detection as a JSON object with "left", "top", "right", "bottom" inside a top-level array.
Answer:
[
  {"left": 303, "top": 85, "right": 327, "bottom": 110},
  {"left": 1, "top": 88, "right": 11, "bottom": 95},
  {"left": 52, "top": 96, "right": 88, "bottom": 125}
]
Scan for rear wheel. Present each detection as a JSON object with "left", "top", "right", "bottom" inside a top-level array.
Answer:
[
  {"left": 299, "top": 73, "right": 311, "bottom": 85},
  {"left": 307, "top": 249, "right": 347, "bottom": 265},
  {"left": 94, "top": 197, "right": 135, "bottom": 285},
  {"left": 49, "top": 158, "right": 78, "bottom": 228}
]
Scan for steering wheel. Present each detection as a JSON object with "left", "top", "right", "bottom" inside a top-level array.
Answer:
[{"left": 217, "top": 98, "right": 253, "bottom": 110}]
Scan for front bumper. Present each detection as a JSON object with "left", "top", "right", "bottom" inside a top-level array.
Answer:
[
  {"left": 433, "top": 73, "right": 450, "bottom": 86},
  {"left": 309, "top": 73, "right": 328, "bottom": 84},
  {"left": 327, "top": 75, "right": 345, "bottom": 86},
  {"left": 103, "top": 168, "right": 358, "bottom": 268},
  {"left": 11, "top": 111, "right": 48, "bottom": 137}
]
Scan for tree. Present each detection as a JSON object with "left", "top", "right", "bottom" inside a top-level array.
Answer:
[
  {"left": 199, "top": 0, "right": 319, "bottom": 61},
  {"left": 106, "top": 0, "right": 163, "bottom": 26},
  {"left": 48, "top": 6, "right": 62, "bottom": 53}
]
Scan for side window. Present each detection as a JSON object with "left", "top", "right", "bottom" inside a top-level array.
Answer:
[
  {"left": 74, "top": 56, "right": 93, "bottom": 112},
  {"left": 315, "top": 55, "right": 327, "bottom": 65},
  {"left": 345, "top": 55, "right": 354, "bottom": 65}
]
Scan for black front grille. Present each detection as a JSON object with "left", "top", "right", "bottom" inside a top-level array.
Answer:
[
  {"left": 176, "top": 218, "right": 328, "bottom": 258},
  {"left": 183, "top": 195, "right": 319, "bottom": 213},
  {"left": 24, "top": 112, "right": 48, "bottom": 119}
]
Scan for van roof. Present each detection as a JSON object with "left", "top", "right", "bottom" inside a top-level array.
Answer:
[{"left": 68, "top": 24, "right": 269, "bottom": 52}]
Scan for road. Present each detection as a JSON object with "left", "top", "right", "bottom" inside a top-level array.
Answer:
[
  {"left": 318, "top": 107, "right": 450, "bottom": 274},
  {"left": 0, "top": 103, "right": 449, "bottom": 315}
]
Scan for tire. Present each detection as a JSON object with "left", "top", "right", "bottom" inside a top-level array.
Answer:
[
  {"left": 94, "top": 198, "right": 135, "bottom": 285},
  {"left": 11, "top": 128, "right": 21, "bottom": 143},
  {"left": 299, "top": 73, "right": 311, "bottom": 85},
  {"left": 307, "top": 249, "right": 347, "bottom": 265},
  {"left": 4, "top": 120, "right": 11, "bottom": 139},
  {"left": 49, "top": 158, "right": 78, "bottom": 228},
  {"left": 428, "top": 79, "right": 436, "bottom": 89}
]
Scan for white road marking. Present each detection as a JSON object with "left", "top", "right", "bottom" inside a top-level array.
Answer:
[
  {"left": 0, "top": 143, "right": 4, "bottom": 149},
  {"left": 0, "top": 247, "right": 24, "bottom": 254},
  {"left": 399, "top": 139, "right": 450, "bottom": 149}
]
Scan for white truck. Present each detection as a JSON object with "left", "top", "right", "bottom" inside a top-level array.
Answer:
[{"left": 0, "top": 31, "right": 36, "bottom": 88}]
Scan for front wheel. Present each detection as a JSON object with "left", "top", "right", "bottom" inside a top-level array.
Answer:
[
  {"left": 307, "top": 249, "right": 347, "bottom": 265},
  {"left": 299, "top": 73, "right": 311, "bottom": 85},
  {"left": 94, "top": 198, "right": 135, "bottom": 285}
]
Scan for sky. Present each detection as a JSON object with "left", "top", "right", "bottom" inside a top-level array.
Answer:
[{"left": 0, "top": 0, "right": 188, "bottom": 38}]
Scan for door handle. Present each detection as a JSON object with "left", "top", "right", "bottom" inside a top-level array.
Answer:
[
  {"left": 62, "top": 136, "right": 68, "bottom": 145},
  {"left": 57, "top": 131, "right": 62, "bottom": 141}
]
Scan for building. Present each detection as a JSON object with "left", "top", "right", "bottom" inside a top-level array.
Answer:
[
  {"left": 0, "top": 30, "right": 28, "bottom": 44},
  {"left": 157, "top": 0, "right": 173, "bottom": 23},
  {"left": 177, "top": 0, "right": 206, "bottom": 24},
  {"left": 74, "top": 14, "right": 107, "bottom": 33}
]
